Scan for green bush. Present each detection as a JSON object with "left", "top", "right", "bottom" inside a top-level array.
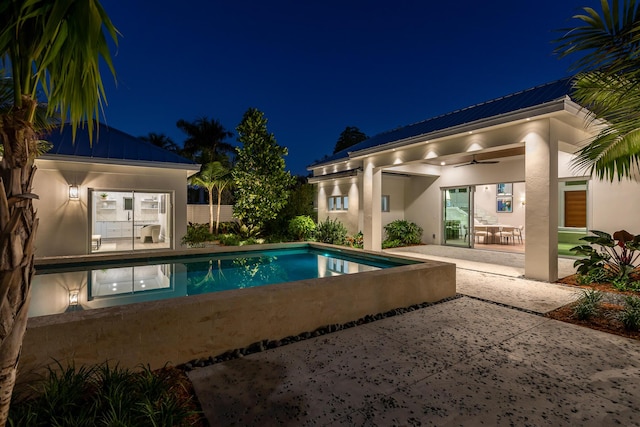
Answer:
[
  {"left": 316, "top": 218, "right": 347, "bottom": 245},
  {"left": 218, "top": 234, "right": 241, "bottom": 246},
  {"left": 383, "top": 220, "right": 423, "bottom": 246},
  {"left": 180, "top": 222, "right": 213, "bottom": 247},
  {"left": 382, "top": 239, "right": 403, "bottom": 249},
  {"left": 572, "top": 288, "right": 603, "bottom": 321},
  {"left": 288, "top": 215, "right": 317, "bottom": 241},
  {"left": 619, "top": 296, "right": 640, "bottom": 331},
  {"left": 8, "top": 362, "right": 198, "bottom": 426}
]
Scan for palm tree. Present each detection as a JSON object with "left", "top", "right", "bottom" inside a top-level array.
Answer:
[
  {"left": 139, "top": 132, "right": 181, "bottom": 153},
  {"left": 189, "top": 162, "right": 233, "bottom": 234},
  {"left": 555, "top": 0, "right": 640, "bottom": 181},
  {"left": 177, "top": 116, "right": 234, "bottom": 165},
  {"left": 0, "top": 2, "right": 117, "bottom": 424}
]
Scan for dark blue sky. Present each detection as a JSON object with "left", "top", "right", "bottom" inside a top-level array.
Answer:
[{"left": 100, "top": 0, "right": 590, "bottom": 175}]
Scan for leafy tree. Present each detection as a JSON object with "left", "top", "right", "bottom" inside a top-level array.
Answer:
[
  {"left": 264, "top": 175, "right": 316, "bottom": 237},
  {"left": 188, "top": 162, "right": 233, "bottom": 234},
  {"left": 139, "top": 132, "right": 180, "bottom": 153},
  {"left": 232, "top": 108, "right": 294, "bottom": 229},
  {"left": 177, "top": 116, "right": 234, "bottom": 165},
  {"left": 333, "top": 126, "right": 368, "bottom": 154},
  {"left": 0, "top": 1, "right": 117, "bottom": 424},
  {"left": 555, "top": 0, "right": 640, "bottom": 181}
]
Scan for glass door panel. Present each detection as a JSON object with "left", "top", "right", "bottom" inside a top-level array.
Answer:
[
  {"left": 443, "top": 187, "right": 472, "bottom": 247},
  {"left": 91, "top": 190, "right": 172, "bottom": 253}
]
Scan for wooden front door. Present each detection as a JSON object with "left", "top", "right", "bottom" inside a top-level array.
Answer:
[{"left": 564, "top": 190, "right": 586, "bottom": 228}]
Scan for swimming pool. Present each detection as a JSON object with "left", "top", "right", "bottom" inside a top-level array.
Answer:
[
  {"left": 24, "top": 243, "right": 456, "bottom": 375},
  {"left": 30, "top": 246, "right": 417, "bottom": 318}
]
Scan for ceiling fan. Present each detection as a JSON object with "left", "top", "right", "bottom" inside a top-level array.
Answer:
[{"left": 453, "top": 155, "right": 499, "bottom": 167}]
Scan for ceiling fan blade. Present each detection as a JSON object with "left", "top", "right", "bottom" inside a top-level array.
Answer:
[{"left": 476, "top": 160, "right": 499, "bottom": 164}]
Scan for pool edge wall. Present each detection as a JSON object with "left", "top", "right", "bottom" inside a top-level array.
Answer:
[{"left": 20, "top": 247, "right": 456, "bottom": 377}]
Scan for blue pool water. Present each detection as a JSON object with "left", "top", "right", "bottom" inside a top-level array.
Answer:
[{"left": 30, "top": 247, "right": 416, "bottom": 318}]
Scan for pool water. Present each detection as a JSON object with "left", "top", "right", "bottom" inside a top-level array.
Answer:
[{"left": 30, "top": 247, "right": 416, "bottom": 318}]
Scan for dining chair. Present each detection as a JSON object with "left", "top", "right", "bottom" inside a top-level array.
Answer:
[{"left": 498, "top": 226, "right": 516, "bottom": 245}]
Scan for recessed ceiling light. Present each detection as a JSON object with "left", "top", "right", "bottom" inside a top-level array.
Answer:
[
  {"left": 468, "top": 131, "right": 473, "bottom": 134},
  {"left": 440, "top": 161, "right": 446, "bottom": 166}
]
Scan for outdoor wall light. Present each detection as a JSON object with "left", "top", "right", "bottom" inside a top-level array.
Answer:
[
  {"left": 69, "top": 291, "right": 79, "bottom": 306},
  {"left": 69, "top": 185, "right": 79, "bottom": 200},
  {"left": 520, "top": 196, "right": 526, "bottom": 206}
]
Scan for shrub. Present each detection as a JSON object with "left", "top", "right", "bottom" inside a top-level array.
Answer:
[
  {"left": 571, "top": 230, "right": 640, "bottom": 282},
  {"left": 8, "top": 362, "right": 198, "bottom": 426},
  {"left": 572, "top": 288, "right": 603, "bottom": 321},
  {"left": 316, "top": 218, "right": 347, "bottom": 245},
  {"left": 619, "top": 296, "right": 640, "bottom": 331},
  {"left": 181, "top": 222, "right": 213, "bottom": 247},
  {"left": 346, "top": 231, "right": 364, "bottom": 249},
  {"left": 288, "top": 215, "right": 317, "bottom": 241},
  {"left": 382, "top": 239, "right": 403, "bottom": 249},
  {"left": 384, "top": 220, "right": 423, "bottom": 246},
  {"left": 218, "top": 234, "right": 241, "bottom": 246}
]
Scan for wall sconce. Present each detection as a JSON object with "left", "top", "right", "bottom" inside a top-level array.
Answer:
[
  {"left": 69, "top": 185, "right": 79, "bottom": 200},
  {"left": 520, "top": 197, "right": 526, "bottom": 206},
  {"left": 69, "top": 291, "right": 79, "bottom": 306}
]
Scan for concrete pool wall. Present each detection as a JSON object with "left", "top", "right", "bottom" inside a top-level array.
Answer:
[{"left": 20, "top": 244, "right": 456, "bottom": 377}]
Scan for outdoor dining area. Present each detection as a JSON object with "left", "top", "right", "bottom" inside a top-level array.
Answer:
[{"left": 474, "top": 222, "right": 524, "bottom": 245}]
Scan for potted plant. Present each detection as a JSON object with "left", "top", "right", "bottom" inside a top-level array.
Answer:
[{"left": 100, "top": 193, "right": 108, "bottom": 200}]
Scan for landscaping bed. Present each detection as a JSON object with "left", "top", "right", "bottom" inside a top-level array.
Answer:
[{"left": 549, "top": 272, "right": 640, "bottom": 341}]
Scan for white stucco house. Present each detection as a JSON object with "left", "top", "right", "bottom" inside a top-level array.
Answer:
[
  {"left": 307, "top": 78, "right": 640, "bottom": 282},
  {"left": 34, "top": 124, "right": 200, "bottom": 258}
]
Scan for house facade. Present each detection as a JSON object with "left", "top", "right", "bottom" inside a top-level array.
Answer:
[
  {"left": 308, "top": 78, "right": 640, "bottom": 282},
  {"left": 34, "top": 124, "right": 200, "bottom": 258}
]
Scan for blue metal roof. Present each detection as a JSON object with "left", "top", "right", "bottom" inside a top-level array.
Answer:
[
  {"left": 43, "top": 123, "right": 197, "bottom": 166},
  {"left": 310, "top": 77, "right": 575, "bottom": 167}
]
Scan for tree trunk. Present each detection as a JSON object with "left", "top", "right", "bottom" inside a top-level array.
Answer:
[
  {"left": 0, "top": 163, "right": 38, "bottom": 426},
  {"left": 216, "top": 188, "right": 222, "bottom": 235},
  {"left": 0, "top": 103, "right": 39, "bottom": 426},
  {"left": 208, "top": 189, "right": 214, "bottom": 234}
]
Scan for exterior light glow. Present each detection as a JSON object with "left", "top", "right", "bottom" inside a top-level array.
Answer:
[
  {"left": 69, "top": 291, "right": 79, "bottom": 306},
  {"left": 440, "top": 161, "right": 446, "bottom": 166},
  {"left": 69, "top": 185, "right": 79, "bottom": 200}
]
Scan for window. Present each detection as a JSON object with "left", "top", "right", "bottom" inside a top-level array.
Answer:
[
  {"left": 381, "top": 195, "right": 390, "bottom": 212},
  {"left": 328, "top": 195, "right": 348, "bottom": 211}
]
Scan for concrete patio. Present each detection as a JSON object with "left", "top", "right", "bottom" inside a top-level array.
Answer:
[{"left": 188, "top": 247, "right": 640, "bottom": 426}]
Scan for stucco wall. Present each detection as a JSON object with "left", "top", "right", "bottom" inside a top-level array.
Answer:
[
  {"left": 33, "top": 159, "right": 191, "bottom": 258},
  {"left": 316, "top": 176, "right": 360, "bottom": 234}
]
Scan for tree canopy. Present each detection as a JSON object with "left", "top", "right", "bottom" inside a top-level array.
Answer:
[
  {"left": 177, "top": 116, "right": 234, "bottom": 165},
  {"left": 139, "top": 132, "right": 181, "bottom": 153},
  {"left": 232, "top": 108, "right": 294, "bottom": 229},
  {"left": 555, "top": 0, "right": 640, "bottom": 181},
  {"left": 333, "top": 126, "right": 368, "bottom": 154}
]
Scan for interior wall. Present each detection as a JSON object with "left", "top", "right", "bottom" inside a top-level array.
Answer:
[
  {"left": 474, "top": 182, "right": 526, "bottom": 232},
  {"left": 33, "top": 159, "right": 190, "bottom": 257}
]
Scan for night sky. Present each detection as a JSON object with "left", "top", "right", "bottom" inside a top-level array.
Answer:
[{"left": 99, "top": 0, "right": 591, "bottom": 175}]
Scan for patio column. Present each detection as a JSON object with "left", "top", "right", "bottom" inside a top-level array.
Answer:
[
  {"left": 363, "top": 158, "right": 382, "bottom": 251},
  {"left": 525, "top": 120, "right": 559, "bottom": 282}
]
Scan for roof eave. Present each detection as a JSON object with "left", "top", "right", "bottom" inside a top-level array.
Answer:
[
  {"left": 347, "top": 97, "right": 572, "bottom": 161},
  {"left": 40, "top": 154, "right": 201, "bottom": 172}
]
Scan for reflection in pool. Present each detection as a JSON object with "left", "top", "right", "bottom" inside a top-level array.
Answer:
[{"left": 31, "top": 247, "right": 415, "bottom": 318}]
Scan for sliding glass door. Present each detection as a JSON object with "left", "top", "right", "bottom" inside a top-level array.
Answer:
[
  {"left": 443, "top": 186, "right": 472, "bottom": 247},
  {"left": 91, "top": 190, "right": 172, "bottom": 253}
]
